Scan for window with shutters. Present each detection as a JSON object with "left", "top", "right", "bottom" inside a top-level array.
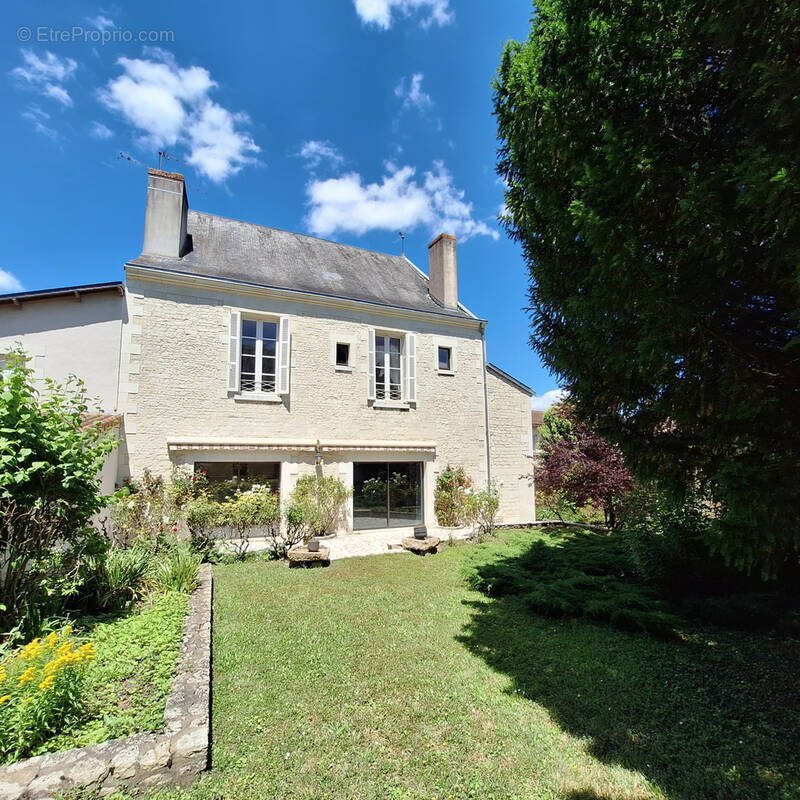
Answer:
[
  {"left": 241, "top": 318, "right": 278, "bottom": 393},
  {"left": 227, "top": 310, "right": 291, "bottom": 398},
  {"left": 368, "top": 328, "right": 416, "bottom": 404}
]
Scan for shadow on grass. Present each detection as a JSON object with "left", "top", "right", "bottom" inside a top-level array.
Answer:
[{"left": 458, "top": 535, "right": 800, "bottom": 800}]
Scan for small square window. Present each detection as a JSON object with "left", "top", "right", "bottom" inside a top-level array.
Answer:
[
  {"left": 438, "top": 346, "right": 452, "bottom": 371},
  {"left": 336, "top": 342, "right": 350, "bottom": 367}
]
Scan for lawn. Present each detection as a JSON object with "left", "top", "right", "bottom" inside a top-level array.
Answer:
[{"left": 149, "top": 530, "right": 798, "bottom": 800}]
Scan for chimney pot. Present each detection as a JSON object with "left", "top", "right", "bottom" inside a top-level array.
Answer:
[
  {"left": 428, "top": 233, "right": 458, "bottom": 309},
  {"left": 142, "top": 168, "right": 189, "bottom": 258}
]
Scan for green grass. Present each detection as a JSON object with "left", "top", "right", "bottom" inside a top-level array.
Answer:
[
  {"left": 39, "top": 591, "right": 188, "bottom": 754},
  {"left": 146, "top": 531, "right": 797, "bottom": 800}
]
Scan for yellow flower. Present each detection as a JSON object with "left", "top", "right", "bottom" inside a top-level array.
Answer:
[
  {"left": 17, "top": 667, "right": 35, "bottom": 685},
  {"left": 45, "top": 632, "right": 59, "bottom": 649},
  {"left": 22, "top": 696, "right": 32, "bottom": 705},
  {"left": 18, "top": 638, "right": 43, "bottom": 661},
  {"left": 57, "top": 642, "right": 74, "bottom": 658},
  {"left": 63, "top": 625, "right": 73, "bottom": 638},
  {"left": 0, "top": 667, "right": 6, "bottom": 684},
  {"left": 38, "top": 675, "right": 55, "bottom": 692},
  {"left": 0, "top": 694, "right": 10, "bottom": 705}
]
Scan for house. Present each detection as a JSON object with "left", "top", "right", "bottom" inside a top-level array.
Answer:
[{"left": 0, "top": 168, "right": 535, "bottom": 533}]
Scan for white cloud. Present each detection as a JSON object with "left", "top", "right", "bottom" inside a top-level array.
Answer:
[
  {"left": 98, "top": 51, "right": 260, "bottom": 182},
  {"left": 394, "top": 73, "right": 432, "bottom": 111},
  {"left": 531, "top": 389, "right": 568, "bottom": 411},
  {"left": 0, "top": 269, "right": 24, "bottom": 294},
  {"left": 89, "top": 120, "right": 113, "bottom": 139},
  {"left": 87, "top": 14, "right": 115, "bottom": 31},
  {"left": 21, "top": 105, "right": 59, "bottom": 140},
  {"left": 11, "top": 50, "right": 77, "bottom": 107},
  {"left": 299, "top": 140, "right": 344, "bottom": 169},
  {"left": 306, "top": 160, "right": 498, "bottom": 242},
  {"left": 353, "top": 0, "right": 452, "bottom": 29}
]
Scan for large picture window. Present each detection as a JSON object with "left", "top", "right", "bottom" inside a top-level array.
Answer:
[
  {"left": 194, "top": 461, "right": 280, "bottom": 501},
  {"left": 353, "top": 462, "right": 423, "bottom": 530},
  {"left": 240, "top": 318, "right": 278, "bottom": 393}
]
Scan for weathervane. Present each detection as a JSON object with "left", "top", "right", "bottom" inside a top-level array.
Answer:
[{"left": 398, "top": 231, "right": 406, "bottom": 256}]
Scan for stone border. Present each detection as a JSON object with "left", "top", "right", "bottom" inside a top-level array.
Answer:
[{"left": 0, "top": 564, "right": 213, "bottom": 800}]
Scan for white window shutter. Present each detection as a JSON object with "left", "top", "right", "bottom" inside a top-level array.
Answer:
[
  {"left": 227, "top": 309, "right": 241, "bottom": 392},
  {"left": 405, "top": 333, "right": 417, "bottom": 402},
  {"left": 278, "top": 315, "right": 291, "bottom": 396},
  {"left": 367, "top": 328, "right": 376, "bottom": 400}
]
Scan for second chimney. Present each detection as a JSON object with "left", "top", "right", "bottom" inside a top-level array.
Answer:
[
  {"left": 428, "top": 233, "right": 458, "bottom": 310},
  {"left": 142, "top": 169, "right": 189, "bottom": 258}
]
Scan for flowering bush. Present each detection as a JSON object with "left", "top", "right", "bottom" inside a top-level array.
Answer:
[
  {"left": 434, "top": 465, "right": 474, "bottom": 527},
  {"left": 0, "top": 626, "right": 94, "bottom": 763},
  {"left": 218, "top": 486, "right": 281, "bottom": 559}
]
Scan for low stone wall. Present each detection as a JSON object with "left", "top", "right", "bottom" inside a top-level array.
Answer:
[{"left": 0, "top": 564, "right": 213, "bottom": 800}]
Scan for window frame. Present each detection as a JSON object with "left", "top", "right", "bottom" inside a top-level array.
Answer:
[
  {"left": 239, "top": 315, "right": 279, "bottom": 396},
  {"left": 434, "top": 339, "right": 456, "bottom": 375},
  {"left": 374, "top": 331, "right": 404, "bottom": 401},
  {"left": 335, "top": 341, "right": 351, "bottom": 368}
]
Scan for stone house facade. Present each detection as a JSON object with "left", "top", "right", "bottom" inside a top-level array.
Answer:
[{"left": 0, "top": 169, "right": 535, "bottom": 532}]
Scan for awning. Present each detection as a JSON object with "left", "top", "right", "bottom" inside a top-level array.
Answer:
[{"left": 166, "top": 437, "right": 437, "bottom": 455}]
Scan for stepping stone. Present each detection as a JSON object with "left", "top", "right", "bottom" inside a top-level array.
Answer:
[
  {"left": 288, "top": 546, "right": 330, "bottom": 567},
  {"left": 401, "top": 536, "right": 441, "bottom": 555}
]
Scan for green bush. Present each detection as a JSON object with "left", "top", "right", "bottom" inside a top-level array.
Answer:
[
  {"left": 289, "top": 475, "right": 350, "bottom": 539},
  {"left": 466, "top": 483, "right": 501, "bottom": 540},
  {"left": 93, "top": 545, "right": 152, "bottom": 612},
  {"left": 150, "top": 546, "right": 200, "bottom": 594},
  {"left": 468, "top": 530, "right": 682, "bottom": 637},
  {"left": 182, "top": 495, "right": 221, "bottom": 561},
  {"left": 218, "top": 486, "right": 281, "bottom": 559},
  {"left": 0, "top": 348, "right": 118, "bottom": 635},
  {"left": 434, "top": 465, "right": 474, "bottom": 527}
]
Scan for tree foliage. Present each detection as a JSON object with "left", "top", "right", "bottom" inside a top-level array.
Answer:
[
  {"left": 537, "top": 403, "right": 634, "bottom": 528},
  {"left": 0, "top": 348, "right": 118, "bottom": 628},
  {"left": 495, "top": 1, "right": 800, "bottom": 575}
]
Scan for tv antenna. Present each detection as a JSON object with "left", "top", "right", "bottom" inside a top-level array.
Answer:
[
  {"left": 398, "top": 231, "right": 406, "bottom": 256},
  {"left": 158, "top": 150, "right": 181, "bottom": 170}
]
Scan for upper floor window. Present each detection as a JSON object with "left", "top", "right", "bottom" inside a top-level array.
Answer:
[
  {"left": 336, "top": 342, "right": 350, "bottom": 367},
  {"left": 438, "top": 346, "right": 452, "bottom": 372},
  {"left": 375, "top": 334, "right": 402, "bottom": 400},
  {"left": 241, "top": 318, "right": 278, "bottom": 393},
  {"left": 227, "top": 310, "right": 291, "bottom": 397},
  {"left": 368, "top": 328, "right": 416, "bottom": 404}
]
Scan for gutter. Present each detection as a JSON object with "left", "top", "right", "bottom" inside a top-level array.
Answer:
[{"left": 481, "top": 321, "right": 492, "bottom": 488}]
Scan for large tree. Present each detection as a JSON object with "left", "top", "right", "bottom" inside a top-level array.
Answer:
[{"left": 495, "top": 1, "right": 800, "bottom": 576}]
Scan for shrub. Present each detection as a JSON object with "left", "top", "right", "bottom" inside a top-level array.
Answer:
[
  {"left": 434, "top": 465, "right": 474, "bottom": 527},
  {"left": 218, "top": 486, "right": 281, "bottom": 559},
  {"left": 262, "top": 504, "right": 306, "bottom": 560},
  {"left": 182, "top": 495, "right": 221, "bottom": 561},
  {"left": 618, "top": 485, "right": 716, "bottom": 596},
  {"left": 289, "top": 475, "right": 351, "bottom": 539},
  {"left": 109, "top": 470, "right": 179, "bottom": 551},
  {"left": 0, "top": 348, "right": 118, "bottom": 635},
  {"left": 0, "top": 626, "right": 94, "bottom": 763},
  {"left": 93, "top": 545, "right": 152, "bottom": 612},
  {"left": 150, "top": 546, "right": 200, "bottom": 594},
  {"left": 466, "top": 483, "right": 501, "bottom": 540}
]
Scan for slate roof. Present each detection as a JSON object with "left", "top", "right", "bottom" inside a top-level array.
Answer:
[
  {"left": 486, "top": 363, "right": 533, "bottom": 395},
  {"left": 128, "top": 211, "right": 474, "bottom": 319}
]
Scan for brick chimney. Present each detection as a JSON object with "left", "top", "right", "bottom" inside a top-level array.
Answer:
[
  {"left": 142, "top": 169, "right": 189, "bottom": 258},
  {"left": 428, "top": 233, "right": 458, "bottom": 310}
]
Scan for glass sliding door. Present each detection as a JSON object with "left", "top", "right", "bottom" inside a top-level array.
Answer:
[{"left": 353, "top": 462, "right": 423, "bottom": 530}]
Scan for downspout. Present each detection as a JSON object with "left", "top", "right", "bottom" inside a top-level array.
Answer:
[{"left": 480, "top": 321, "right": 491, "bottom": 488}]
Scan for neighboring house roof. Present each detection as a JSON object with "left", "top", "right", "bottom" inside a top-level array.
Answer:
[
  {"left": 128, "top": 211, "right": 474, "bottom": 319},
  {"left": 80, "top": 413, "right": 122, "bottom": 431},
  {"left": 0, "top": 282, "right": 124, "bottom": 306},
  {"left": 531, "top": 410, "right": 545, "bottom": 428},
  {"left": 486, "top": 362, "right": 533, "bottom": 396}
]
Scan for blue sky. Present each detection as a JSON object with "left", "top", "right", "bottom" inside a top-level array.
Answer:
[{"left": 1, "top": 0, "right": 564, "bottom": 409}]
